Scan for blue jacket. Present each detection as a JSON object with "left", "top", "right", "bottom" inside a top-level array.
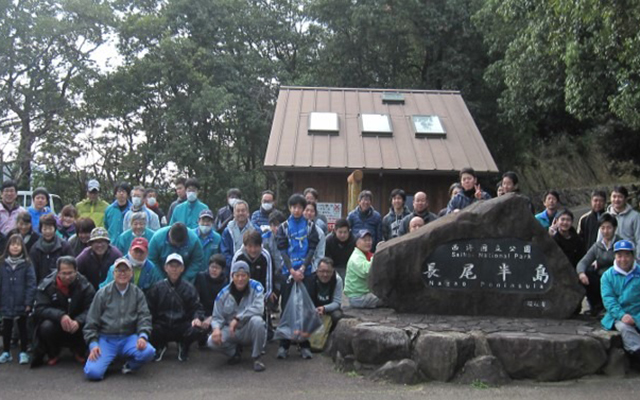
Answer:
[
  {"left": 104, "top": 200, "right": 132, "bottom": 243},
  {"left": 535, "top": 209, "right": 558, "bottom": 230},
  {"left": 276, "top": 215, "right": 319, "bottom": 277},
  {"left": 148, "top": 226, "right": 205, "bottom": 283},
  {"left": 115, "top": 228, "right": 155, "bottom": 255},
  {"left": 347, "top": 206, "right": 383, "bottom": 250},
  {"left": 28, "top": 206, "right": 52, "bottom": 232},
  {"left": 0, "top": 258, "right": 36, "bottom": 317},
  {"left": 100, "top": 257, "right": 163, "bottom": 291},
  {"left": 170, "top": 200, "right": 209, "bottom": 229},
  {"left": 191, "top": 228, "right": 221, "bottom": 274},
  {"left": 446, "top": 190, "right": 491, "bottom": 214},
  {"left": 601, "top": 263, "right": 640, "bottom": 330}
]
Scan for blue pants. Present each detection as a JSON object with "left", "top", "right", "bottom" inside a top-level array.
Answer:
[{"left": 84, "top": 334, "right": 155, "bottom": 381}]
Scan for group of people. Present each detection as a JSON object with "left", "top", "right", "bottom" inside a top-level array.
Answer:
[{"left": 1, "top": 165, "right": 640, "bottom": 377}]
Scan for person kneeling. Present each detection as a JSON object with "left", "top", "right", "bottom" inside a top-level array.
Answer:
[
  {"left": 146, "top": 253, "right": 207, "bottom": 362},
  {"left": 83, "top": 258, "right": 155, "bottom": 380},
  {"left": 601, "top": 240, "right": 640, "bottom": 360},
  {"left": 31, "top": 256, "right": 96, "bottom": 367},
  {"left": 208, "top": 261, "right": 266, "bottom": 372},
  {"left": 344, "top": 230, "right": 383, "bottom": 308}
]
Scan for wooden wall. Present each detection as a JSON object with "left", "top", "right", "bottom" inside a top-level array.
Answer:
[{"left": 290, "top": 171, "right": 458, "bottom": 217}]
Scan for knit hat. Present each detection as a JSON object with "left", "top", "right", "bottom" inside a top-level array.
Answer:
[{"left": 230, "top": 260, "right": 250, "bottom": 276}]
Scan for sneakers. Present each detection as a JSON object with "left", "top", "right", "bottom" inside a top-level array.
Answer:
[
  {"left": 253, "top": 358, "right": 266, "bottom": 372},
  {"left": 300, "top": 347, "right": 313, "bottom": 360},
  {"left": 0, "top": 352, "right": 12, "bottom": 363},
  {"left": 18, "top": 352, "right": 29, "bottom": 365},
  {"left": 154, "top": 346, "right": 167, "bottom": 362},
  {"left": 177, "top": 343, "right": 189, "bottom": 362},
  {"left": 47, "top": 357, "right": 60, "bottom": 366},
  {"left": 121, "top": 362, "right": 133, "bottom": 374},
  {"left": 276, "top": 346, "right": 288, "bottom": 359}
]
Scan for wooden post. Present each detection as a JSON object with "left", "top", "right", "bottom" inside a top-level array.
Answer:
[{"left": 347, "top": 170, "right": 363, "bottom": 213}]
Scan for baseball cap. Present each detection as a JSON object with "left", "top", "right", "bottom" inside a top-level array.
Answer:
[
  {"left": 130, "top": 237, "right": 149, "bottom": 252},
  {"left": 165, "top": 253, "right": 184, "bottom": 265},
  {"left": 355, "top": 229, "right": 372, "bottom": 240},
  {"left": 614, "top": 240, "right": 635, "bottom": 253},
  {"left": 199, "top": 209, "right": 215, "bottom": 220},
  {"left": 87, "top": 179, "right": 100, "bottom": 192},
  {"left": 114, "top": 257, "right": 132, "bottom": 270}
]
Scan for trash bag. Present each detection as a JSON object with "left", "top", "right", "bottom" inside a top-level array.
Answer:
[
  {"left": 274, "top": 281, "right": 323, "bottom": 342},
  {"left": 309, "top": 315, "right": 332, "bottom": 351}
]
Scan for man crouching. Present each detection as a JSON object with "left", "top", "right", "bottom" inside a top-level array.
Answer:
[
  {"left": 208, "top": 260, "right": 266, "bottom": 372},
  {"left": 83, "top": 257, "right": 155, "bottom": 380}
]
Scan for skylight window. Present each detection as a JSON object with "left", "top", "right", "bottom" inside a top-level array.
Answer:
[
  {"left": 381, "top": 92, "right": 405, "bottom": 104},
  {"left": 308, "top": 112, "right": 339, "bottom": 135},
  {"left": 361, "top": 114, "right": 392, "bottom": 136},
  {"left": 412, "top": 115, "right": 446, "bottom": 137}
]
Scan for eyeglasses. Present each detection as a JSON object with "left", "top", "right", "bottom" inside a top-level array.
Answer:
[{"left": 114, "top": 268, "right": 131, "bottom": 274}]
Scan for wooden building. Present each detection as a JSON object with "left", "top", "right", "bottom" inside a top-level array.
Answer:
[{"left": 264, "top": 86, "right": 499, "bottom": 219}]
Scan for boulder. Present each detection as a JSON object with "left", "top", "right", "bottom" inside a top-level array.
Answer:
[
  {"left": 369, "top": 359, "right": 421, "bottom": 385},
  {"left": 370, "top": 194, "right": 584, "bottom": 319},
  {"left": 455, "top": 355, "right": 511, "bottom": 386},
  {"left": 412, "top": 331, "right": 475, "bottom": 381},
  {"left": 602, "top": 348, "right": 629, "bottom": 377},
  {"left": 487, "top": 332, "right": 607, "bottom": 381},
  {"left": 351, "top": 324, "right": 411, "bottom": 364},
  {"left": 327, "top": 318, "right": 361, "bottom": 359}
]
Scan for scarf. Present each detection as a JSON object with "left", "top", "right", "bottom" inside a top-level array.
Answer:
[
  {"left": 6, "top": 255, "right": 24, "bottom": 270},
  {"left": 40, "top": 237, "right": 57, "bottom": 253},
  {"left": 56, "top": 275, "right": 71, "bottom": 297}
]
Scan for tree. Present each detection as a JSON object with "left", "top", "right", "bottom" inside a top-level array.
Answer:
[{"left": 0, "top": 0, "right": 113, "bottom": 188}]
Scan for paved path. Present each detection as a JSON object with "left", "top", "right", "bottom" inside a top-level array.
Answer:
[{"left": 0, "top": 343, "right": 639, "bottom": 400}]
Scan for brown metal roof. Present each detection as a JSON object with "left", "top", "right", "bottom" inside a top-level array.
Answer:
[{"left": 264, "top": 86, "right": 499, "bottom": 174}]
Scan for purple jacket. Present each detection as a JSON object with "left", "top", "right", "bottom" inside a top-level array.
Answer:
[{"left": 76, "top": 245, "right": 123, "bottom": 290}]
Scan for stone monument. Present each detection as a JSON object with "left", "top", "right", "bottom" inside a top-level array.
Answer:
[{"left": 369, "top": 194, "right": 584, "bottom": 319}]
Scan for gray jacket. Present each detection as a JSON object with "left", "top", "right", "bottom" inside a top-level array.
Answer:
[
  {"left": 83, "top": 281, "right": 152, "bottom": 346},
  {"left": 211, "top": 280, "right": 264, "bottom": 330},
  {"left": 606, "top": 204, "right": 640, "bottom": 258},
  {"left": 576, "top": 235, "right": 622, "bottom": 275}
]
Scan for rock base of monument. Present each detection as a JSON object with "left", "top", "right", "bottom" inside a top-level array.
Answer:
[{"left": 327, "top": 308, "right": 627, "bottom": 385}]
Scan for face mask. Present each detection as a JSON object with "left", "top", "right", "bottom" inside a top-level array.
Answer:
[
  {"left": 187, "top": 191, "right": 197, "bottom": 202},
  {"left": 147, "top": 197, "right": 156, "bottom": 207},
  {"left": 129, "top": 257, "right": 145, "bottom": 268},
  {"left": 132, "top": 197, "right": 142, "bottom": 208},
  {"left": 228, "top": 198, "right": 238, "bottom": 208},
  {"left": 199, "top": 225, "right": 212, "bottom": 235},
  {"left": 262, "top": 202, "right": 273, "bottom": 212}
]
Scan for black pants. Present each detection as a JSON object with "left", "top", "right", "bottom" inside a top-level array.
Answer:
[
  {"left": 326, "top": 309, "right": 344, "bottom": 333},
  {"left": 583, "top": 268, "right": 604, "bottom": 312},
  {"left": 2, "top": 317, "right": 27, "bottom": 352},
  {"left": 36, "top": 320, "right": 86, "bottom": 358},
  {"left": 150, "top": 322, "right": 207, "bottom": 351}
]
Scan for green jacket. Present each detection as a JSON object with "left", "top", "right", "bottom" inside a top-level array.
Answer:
[
  {"left": 75, "top": 199, "right": 110, "bottom": 228},
  {"left": 344, "top": 248, "right": 373, "bottom": 298}
]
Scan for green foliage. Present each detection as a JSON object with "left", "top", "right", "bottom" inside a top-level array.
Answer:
[{"left": 0, "top": 0, "right": 113, "bottom": 189}]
